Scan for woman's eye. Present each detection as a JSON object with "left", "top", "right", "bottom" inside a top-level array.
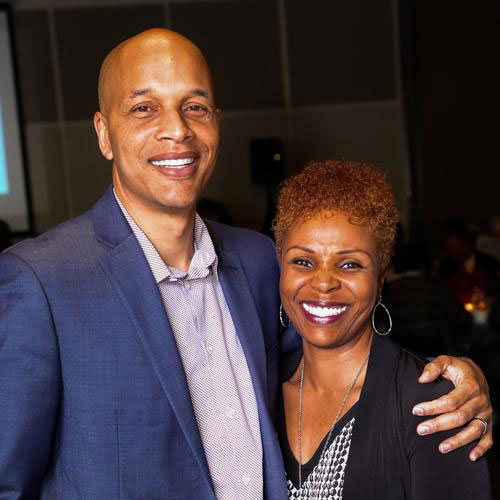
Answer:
[
  {"left": 340, "top": 261, "right": 362, "bottom": 270},
  {"left": 292, "top": 258, "right": 313, "bottom": 268}
]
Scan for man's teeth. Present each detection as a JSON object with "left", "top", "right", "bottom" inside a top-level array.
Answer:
[
  {"left": 302, "top": 303, "right": 347, "bottom": 318},
  {"left": 151, "top": 158, "right": 194, "bottom": 167}
]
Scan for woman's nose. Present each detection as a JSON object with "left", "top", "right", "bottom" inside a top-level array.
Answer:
[{"left": 310, "top": 268, "right": 340, "bottom": 293}]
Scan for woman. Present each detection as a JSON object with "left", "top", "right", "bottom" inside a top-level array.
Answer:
[{"left": 274, "top": 160, "right": 491, "bottom": 499}]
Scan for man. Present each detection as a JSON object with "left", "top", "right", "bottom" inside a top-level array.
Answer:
[{"left": 0, "top": 29, "right": 492, "bottom": 499}]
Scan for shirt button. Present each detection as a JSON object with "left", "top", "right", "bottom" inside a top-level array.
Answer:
[
  {"left": 206, "top": 343, "right": 214, "bottom": 354},
  {"left": 226, "top": 406, "right": 236, "bottom": 418},
  {"left": 242, "top": 473, "right": 251, "bottom": 486},
  {"left": 202, "top": 251, "right": 211, "bottom": 265}
]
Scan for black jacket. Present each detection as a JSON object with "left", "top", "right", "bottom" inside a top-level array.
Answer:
[{"left": 280, "top": 334, "right": 491, "bottom": 499}]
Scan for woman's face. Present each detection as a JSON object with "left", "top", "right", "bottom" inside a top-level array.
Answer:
[{"left": 280, "top": 213, "right": 383, "bottom": 351}]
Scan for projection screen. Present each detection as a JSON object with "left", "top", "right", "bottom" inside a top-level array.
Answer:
[{"left": 0, "top": 6, "right": 31, "bottom": 232}]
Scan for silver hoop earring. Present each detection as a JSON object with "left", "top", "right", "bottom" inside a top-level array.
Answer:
[
  {"left": 279, "top": 304, "right": 290, "bottom": 328},
  {"left": 371, "top": 297, "right": 392, "bottom": 336}
]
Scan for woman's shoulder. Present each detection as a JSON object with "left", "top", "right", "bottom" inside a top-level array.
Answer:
[
  {"left": 369, "top": 336, "right": 455, "bottom": 449},
  {"left": 392, "top": 342, "right": 455, "bottom": 404},
  {"left": 370, "top": 335, "right": 453, "bottom": 410},
  {"left": 379, "top": 338, "right": 471, "bottom": 461}
]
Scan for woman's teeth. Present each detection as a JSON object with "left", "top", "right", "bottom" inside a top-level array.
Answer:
[
  {"left": 302, "top": 303, "right": 347, "bottom": 318},
  {"left": 151, "top": 158, "right": 194, "bottom": 167}
]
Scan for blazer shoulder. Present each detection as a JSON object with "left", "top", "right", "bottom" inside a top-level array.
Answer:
[
  {"left": 206, "top": 220, "right": 277, "bottom": 259},
  {"left": 3, "top": 209, "right": 95, "bottom": 267}
]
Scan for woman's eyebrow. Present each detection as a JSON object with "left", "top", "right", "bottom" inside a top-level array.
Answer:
[
  {"left": 337, "top": 248, "right": 374, "bottom": 261},
  {"left": 284, "top": 245, "right": 314, "bottom": 255}
]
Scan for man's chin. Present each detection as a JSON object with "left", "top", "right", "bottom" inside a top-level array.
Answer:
[{"left": 153, "top": 196, "right": 198, "bottom": 215}]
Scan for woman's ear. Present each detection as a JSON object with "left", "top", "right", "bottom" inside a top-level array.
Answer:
[{"left": 377, "top": 266, "right": 388, "bottom": 297}]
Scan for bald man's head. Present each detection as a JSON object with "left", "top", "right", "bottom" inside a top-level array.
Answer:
[
  {"left": 93, "top": 28, "right": 221, "bottom": 216},
  {"left": 97, "top": 28, "right": 214, "bottom": 115}
]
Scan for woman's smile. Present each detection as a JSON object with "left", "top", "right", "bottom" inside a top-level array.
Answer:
[{"left": 300, "top": 301, "right": 350, "bottom": 324}]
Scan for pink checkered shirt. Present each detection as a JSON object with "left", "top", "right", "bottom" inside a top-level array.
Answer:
[{"left": 115, "top": 192, "right": 263, "bottom": 500}]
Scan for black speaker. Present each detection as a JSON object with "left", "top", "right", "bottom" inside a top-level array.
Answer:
[{"left": 249, "top": 137, "right": 285, "bottom": 185}]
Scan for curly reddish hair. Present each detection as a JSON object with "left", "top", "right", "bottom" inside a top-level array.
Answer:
[{"left": 273, "top": 160, "right": 399, "bottom": 269}]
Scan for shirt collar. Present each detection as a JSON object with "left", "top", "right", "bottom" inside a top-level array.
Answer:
[{"left": 113, "top": 189, "right": 218, "bottom": 284}]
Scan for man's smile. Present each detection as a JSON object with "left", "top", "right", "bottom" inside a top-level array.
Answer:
[
  {"left": 147, "top": 151, "right": 200, "bottom": 177},
  {"left": 150, "top": 158, "right": 195, "bottom": 167},
  {"left": 149, "top": 151, "right": 199, "bottom": 166}
]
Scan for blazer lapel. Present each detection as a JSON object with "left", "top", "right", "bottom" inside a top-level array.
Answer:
[
  {"left": 218, "top": 249, "right": 289, "bottom": 499},
  {"left": 93, "top": 188, "right": 213, "bottom": 490},
  {"left": 342, "top": 334, "right": 399, "bottom": 499},
  {"left": 217, "top": 249, "right": 268, "bottom": 399}
]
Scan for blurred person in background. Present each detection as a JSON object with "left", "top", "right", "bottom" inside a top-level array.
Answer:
[
  {"left": 477, "top": 215, "right": 500, "bottom": 263},
  {"left": 197, "top": 197, "right": 234, "bottom": 225},
  {"left": 437, "top": 220, "right": 499, "bottom": 306},
  {"left": 384, "top": 243, "right": 472, "bottom": 356}
]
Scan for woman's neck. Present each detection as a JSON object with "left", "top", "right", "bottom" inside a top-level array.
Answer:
[{"left": 301, "top": 331, "right": 373, "bottom": 395}]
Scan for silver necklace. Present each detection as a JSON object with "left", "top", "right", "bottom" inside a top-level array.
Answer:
[{"left": 297, "top": 352, "right": 370, "bottom": 496}]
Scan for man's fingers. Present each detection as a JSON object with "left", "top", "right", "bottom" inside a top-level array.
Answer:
[
  {"left": 418, "top": 355, "right": 452, "bottom": 383},
  {"left": 414, "top": 355, "right": 493, "bottom": 460},
  {"left": 416, "top": 407, "right": 469, "bottom": 436},
  {"left": 415, "top": 396, "right": 491, "bottom": 434},
  {"left": 469, "top": 433, "right": 494, "bottom": 461},
  {"left": 433, "top": 416, "right": 493, "bottom": 461},
  {"left": 412, "top": 384, "right": 476, "bottom": 417}
]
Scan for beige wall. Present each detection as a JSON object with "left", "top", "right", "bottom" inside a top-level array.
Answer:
[{"left": 12, "top": 0, "right": 410, "bottom": 234}]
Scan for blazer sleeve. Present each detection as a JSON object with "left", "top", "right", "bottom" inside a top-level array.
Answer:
[{"left": 0, "top": 252, "right": 61, "bottom": 499}]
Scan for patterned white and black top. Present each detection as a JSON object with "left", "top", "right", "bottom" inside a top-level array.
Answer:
[{"left": 278, "top": 403, "right": 357, "bottom": 500}]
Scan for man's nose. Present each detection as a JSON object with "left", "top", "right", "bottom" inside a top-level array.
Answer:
[
  {"left": 155, "top": 110, "right": 193, "bottom": 143},
  {"left": 310, "top": 268, "right": 341, "bottom": 293}
]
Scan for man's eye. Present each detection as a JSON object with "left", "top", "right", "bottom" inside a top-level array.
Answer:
[
  {"left": 184, "top": 104, "right": 209, "bottom": 118},
  {"left": 131, "top": 104, "right": 155, "bottom": 114}
]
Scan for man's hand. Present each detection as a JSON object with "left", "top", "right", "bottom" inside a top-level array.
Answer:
[{"left": 412, "top": 355, "right": 493, "bottom": 461}]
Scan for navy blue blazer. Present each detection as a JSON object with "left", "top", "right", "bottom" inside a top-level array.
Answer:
[{"left": 0, "top": 187, "right": 288, "bottom": 500}]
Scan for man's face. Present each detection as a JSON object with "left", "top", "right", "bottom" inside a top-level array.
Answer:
[
  {"left": 94, "top": 38, "right": 220, "bottom": 215},
  {"left": 446, "top": 235, "right": 473, "bottom": 264}
]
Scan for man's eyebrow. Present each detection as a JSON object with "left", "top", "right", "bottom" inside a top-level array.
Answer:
[
  {"left": 128, "top": 88, "right": 152, "bottom": 99},
  {"left": 127, "top": 88, "right": 210, "bottom": 99},
  {"left": 191, "top": 88, "right": 210, "bottom": 99}
]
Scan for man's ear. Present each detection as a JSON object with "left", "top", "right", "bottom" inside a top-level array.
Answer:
[{"left": 94, "top": 111, "right": 113, "bottom": 160}]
